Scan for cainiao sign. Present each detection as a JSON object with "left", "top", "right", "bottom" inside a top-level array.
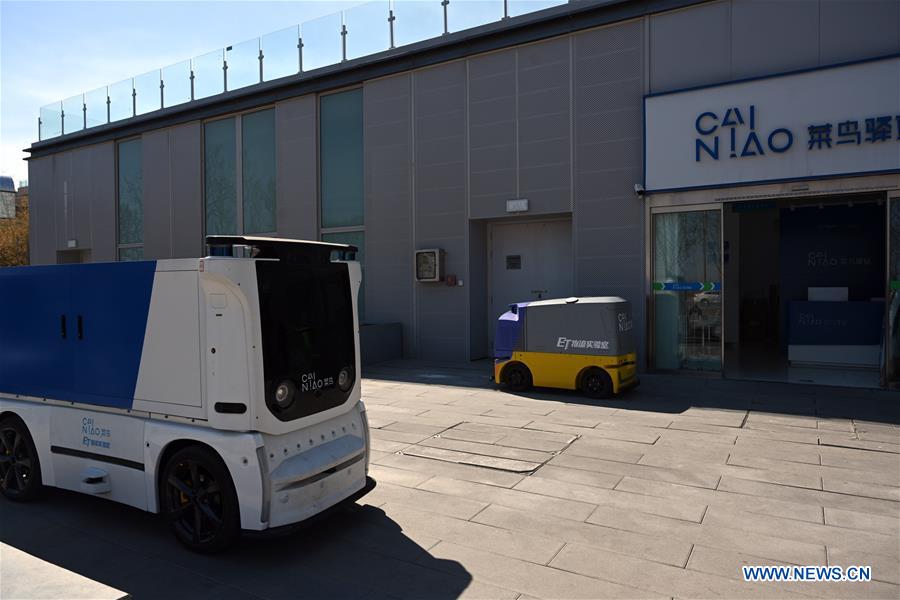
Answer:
[{"left": 644, "top": 56, "right": 900, "bottom": 191}]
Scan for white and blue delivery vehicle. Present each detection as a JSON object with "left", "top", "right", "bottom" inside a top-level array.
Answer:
[{"left": 0, "top": 236, "right": 374, "bottom": 552}]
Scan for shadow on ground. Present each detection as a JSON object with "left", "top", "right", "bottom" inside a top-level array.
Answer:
[
  {"left": 365, "top": 359, "right": 900, "bottom": 425},
  {"left": 1, "top": 486, "right": 471, "bottom": 600}
]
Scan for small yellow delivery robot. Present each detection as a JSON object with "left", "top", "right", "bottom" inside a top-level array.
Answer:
[{"left": 494, "top": 297, "right": 638, "bottom": 398}]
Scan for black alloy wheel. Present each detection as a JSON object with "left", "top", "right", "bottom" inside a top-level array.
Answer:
[
  {"left": 0, "top": 416, "right": 42, "bottom": 501},
  {"left": 581, "top": 367, "right": 613, "bottom": 399},
  {"left": 504, "top": 363, "right": 533, "bottom": 393},
  {"left": 161, "top": 446, "right": 239, "bottom": 553}
]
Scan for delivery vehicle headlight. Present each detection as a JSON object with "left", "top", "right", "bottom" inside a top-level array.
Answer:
[
  {"left": 274, "top": 380, "right": 296, "bottom": 409},
  {"left": 338, "top": 367, "right": 354, "bottom": 392}
]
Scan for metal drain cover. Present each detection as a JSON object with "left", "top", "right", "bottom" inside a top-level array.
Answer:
[{"left": 399, "top": 422, "right": 577, "bottom": 473}]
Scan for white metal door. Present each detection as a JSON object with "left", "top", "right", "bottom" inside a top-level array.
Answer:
[{"left": 489, "top": 220, "right": 573, "bottom": 346}]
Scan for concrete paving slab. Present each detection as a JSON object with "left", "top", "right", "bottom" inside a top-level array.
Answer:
[
  {"left": 418, "top": 475, "right": 597, "bottom": 521},
  {"left": 0, "top": 544, "right": 129, "bottom": 600},
  {"left": 514, "top": 475, "right": 707, "bottom": 522},
  {"left": 614, "top": 475, "right": 826, "bottom": 523},
  {"left": 428, "top": 541, "right": 661, "bottom": 599},
  {"left": 470, "top": 504, "right": 694, "bottom": 567},
  {"left": 550, "top": 542, "right": 808, "bottom": 599}
]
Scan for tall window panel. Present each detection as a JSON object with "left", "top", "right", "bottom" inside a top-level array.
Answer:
[
  {"left": 320, "top": 89, "right": 364, "bottom": 228},
  {"left": 117, "top": 138, "right": 143, "bottom": 260},
  {"left": 242, "top": 109, "right": 276, "bottom": 234},
  {"left": 204, "top": 117, "right": 237, "bottom": 235}
]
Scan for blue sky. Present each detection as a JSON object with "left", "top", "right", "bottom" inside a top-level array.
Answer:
[
  {"left": 0, "top": 0, "right": 556, "bottom": 187},
  {"left": 0, "top": 0, "right": 367, "bottom": 185}
]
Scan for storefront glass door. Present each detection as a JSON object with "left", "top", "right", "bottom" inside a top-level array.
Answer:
[
  {"left": 889, "top": 197, "right": 900, "bottom": 387},
  {"left": 652, "top": 208, "right": 722, "bottom": 371}
]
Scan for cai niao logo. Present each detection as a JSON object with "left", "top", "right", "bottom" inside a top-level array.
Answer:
[{"left": 694, "top": 105, "right": 793, "bottom": 162}]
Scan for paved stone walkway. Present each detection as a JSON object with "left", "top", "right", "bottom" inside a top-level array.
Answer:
[{"left": 1, "top": 361, "right": 898, "bottom": 599}]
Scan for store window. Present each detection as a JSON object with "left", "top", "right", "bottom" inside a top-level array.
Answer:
[
  {"left": 204, "top": 108, "right": 275, "bottom": 236},
  {"left": 320, "top": 88, "right": 364, "bottom": 320},
  {"left": 652, "top": 208, "right": 722, "bottom": 371},
  {"left": 117, "top": 138, "right": 143, "bottom": 260}
]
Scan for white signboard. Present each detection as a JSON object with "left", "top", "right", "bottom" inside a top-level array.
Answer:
[{"left": 645, "top": 57, "right": 900, "bottom": 192}]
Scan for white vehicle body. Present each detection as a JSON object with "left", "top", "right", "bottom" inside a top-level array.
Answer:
[{"left": 0, "top": 237, "right": 371, "bottom": 538}]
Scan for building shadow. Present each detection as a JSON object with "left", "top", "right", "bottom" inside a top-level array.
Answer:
[
  {"left": 0, "top": 486, "right": 472, "bottom": 600},
  {"left": 365, "top": 359, "right": 900, "bottom": 425}
]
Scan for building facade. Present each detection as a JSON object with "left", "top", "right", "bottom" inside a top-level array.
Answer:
[{"left": 26, "top": 0, "right": 900, "bottom": 387}]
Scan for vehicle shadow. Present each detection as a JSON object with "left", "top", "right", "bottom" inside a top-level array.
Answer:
[
  {"left": 365, "top": 359, "right": 900, "bottom": 425},
  {"left": 0, "top": 485, "right": 472, "bottom": 600}
]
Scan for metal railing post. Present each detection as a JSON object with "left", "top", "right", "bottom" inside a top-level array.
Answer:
[
  {"left": 131, "top": 79, "right": 137, "bottom": 117},
  {"left": 223, "top": 52, "right": 229, "bottom": 92},
  {"left": 106, "top": 92, "right": 111, "bottom": 123},
  {"left": 389, "top": 7, "right": 395, "bottom": 49},
  {"left": 442, "top": 0, "right": 449, "bottom": 34},
  {"left": 61, "top": 107, "right": 65, "bottom": 134},
  {"left": 503, "top": 0, "right": 509, "bottom": 19},
  {"left": 82, "top": 99, "right": 87, "bottom": 130},
  {"left": 341, "top": 21, "right": 347, "bottom": 62},
  {"left": 190, "top": 68, "right": 195, "bottom": 101},
  {"left": 258, "top": 45, "right": 264, "bottom": 82},
  {"left": 38, "top": 117, "right": 42, "bottom": 141},
  {"left": 160, "top": 74, "right": 165, "bottom": 109},
  {"left": 298, "top": 36, "right": 304, "bottom": 73}
]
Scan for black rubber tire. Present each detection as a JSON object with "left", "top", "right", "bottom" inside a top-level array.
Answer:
[
  {"left": 160, "top": 445, "right": 240, "bottom": 553},
  {"left": 503, "top": 363, "right": 533, "bottom": 392},
  {"left": 581, "top": 368, "right": 613, "bottom": 399},
  {"left": 0, "top": 415, "right": 43, "bottom": 502}
]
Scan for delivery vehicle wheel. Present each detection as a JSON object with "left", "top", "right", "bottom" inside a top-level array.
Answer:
[
  {"left": 581, "top": 368, "right": 613, "bottom": 399},
  {"left": 503, "top": 363, "right": 533, "bottom": 392},
  {"left": 161, "top": 445, "right": 239, "bottom": 553},
  {"left": 0, "top": 415, "right": 43, "bottom": 502}
]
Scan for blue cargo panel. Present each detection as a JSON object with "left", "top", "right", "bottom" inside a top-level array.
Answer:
[
  {"left": 0, "top": 261, "right": 156, "bottom": 409},
  {"left": 494, "top": 302, "right": 528, "bottom": 359}
]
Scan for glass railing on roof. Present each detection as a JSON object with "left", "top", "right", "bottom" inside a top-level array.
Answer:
[{"left": 36, "top": 0, "right": 569, "bottom": 142}]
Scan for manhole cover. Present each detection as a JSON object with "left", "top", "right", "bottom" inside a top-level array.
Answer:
[{"left": 398, "top": 422, "right": 578, "bottom": 473}]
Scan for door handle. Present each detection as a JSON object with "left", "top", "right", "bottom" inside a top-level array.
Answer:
[{"left": 77, "top": 315, "right": 84, "bottom": 340}]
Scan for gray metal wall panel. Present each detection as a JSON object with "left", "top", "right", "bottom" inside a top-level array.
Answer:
[
  {"left": 364, "top": 74, "right": 414, "bottom": 356},
  {"left": 819, "top": 0, "right": 900, "bottom": 63},
  {"left": 142, "top": 123, "right": 202, "bottom": 259},
  {"left": 573, "top": 20, "right": 646, "bottom": 365},
  {"left": 468, "top": 220, "right": 489, "bottom": 359},
  {"left": 170, "top": 123, "right": 203, "bottom": 258},
  {"left": 650, "top": 1, "right": 731, "bottom": 93},
  {"left": 517, "top": 37, "right": 572, "bottom": 215},
  {"left": 731, "top": 0, "right": 819, "bottom": 79},
  {"left": 40, "top": 143, "right": 114, "bottom": 259},
  {"left": 414, "top": 61, "right": 468, "bottom": 361},
  {"left": 468, "top": 50, "right": 517, "bottom": 219},
  {"left": 142, "top": 129, "right": 172, "bottom": 259},
  {"left": 27, "top": 156, "right": 56, "bottom": 265},
  {"left": 275, "top": 95, "right": 317, "bottom": 240},
  {"left": 88, "top": 143, "right": 117, "bottom": 262}
]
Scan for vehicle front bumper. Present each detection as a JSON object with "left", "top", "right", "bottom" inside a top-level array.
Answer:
[{"left": 256, "top": 402, "right": 371, "bottom": 530}]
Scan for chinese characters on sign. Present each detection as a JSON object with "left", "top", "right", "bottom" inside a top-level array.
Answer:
[
  {"left": 695, "top": 107, "right": 900, "bottom": 162},
  {"left": 807, "top": 116, "right": 900, "bottom": 149}
]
